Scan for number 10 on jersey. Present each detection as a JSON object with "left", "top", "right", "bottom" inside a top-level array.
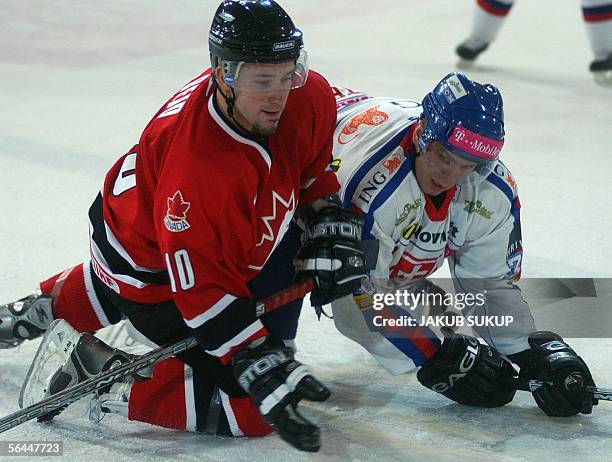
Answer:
[{"left": 165, "top": 249, "right": 195, "bottom": 292}]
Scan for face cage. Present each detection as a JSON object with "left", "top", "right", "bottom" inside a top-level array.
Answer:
[
  {"left": 418, "top": 121, "right": 498, "bottom": 185},
  {"left": 220, "top": 49, "right": 309, "bottom": 93}
]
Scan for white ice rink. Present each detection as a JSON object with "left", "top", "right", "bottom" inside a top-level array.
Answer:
[{"left": 1, "top": 1, "right": 612, "bottom": 460}]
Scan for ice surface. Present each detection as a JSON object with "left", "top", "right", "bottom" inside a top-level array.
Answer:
[{"left": 1, "top": 1, "right": 611, "bottom": 461}]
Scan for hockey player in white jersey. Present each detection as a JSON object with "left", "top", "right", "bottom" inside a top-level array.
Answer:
[
  {"left": 330, "top": 72, "right": 598, "bottom": 416},
  {"left": 455, "top": 0, "right": 612, "bottom": 86}
]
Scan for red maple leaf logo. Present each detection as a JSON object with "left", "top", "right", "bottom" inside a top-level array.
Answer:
[{"left": 167, "top": 191, "right": 190, "bottom": 220}]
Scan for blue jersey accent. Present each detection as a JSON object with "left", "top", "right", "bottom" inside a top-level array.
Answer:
[
  {"left": 362, "top": 306, "right": 441, "bottom": 367},
  {"left": 342, "top": 126, "right": 412, "bottom": 209},
  {"left": 486, "top": 172, "right": 514, "bottom": 204},
  {"left": 487, "top": 164, "right": 521, "bottom": 222},
  {"left": 363, "top": 160, "right": 412, "bottom": 240},
  {"left": 510, "top": 195, "right": 521, "bottom": 222},
  {"left": 386, "top": 337, "right": 429, "bottom": 366}
]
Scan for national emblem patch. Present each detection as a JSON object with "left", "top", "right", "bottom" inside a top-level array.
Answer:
[{"left": 164, "top": 191, "right": 191, "bottom": 232}]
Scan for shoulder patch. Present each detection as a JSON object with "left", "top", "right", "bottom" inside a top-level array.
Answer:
[
  {"left": 337, "top": 105, "right": 389, "bottom": 145},
  {"left": 164, "top": 191, "right": 191, "bottom": 232},
  {"left": 492, "top": 162, "right": 518, "bottom": 193},
  {"left": 486, "top": 162, "right": 518, "bottom": 205}
]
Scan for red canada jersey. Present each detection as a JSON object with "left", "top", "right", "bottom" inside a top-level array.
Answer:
[{"left": 87, "top": 68, "right": 339, "bottom": 362}]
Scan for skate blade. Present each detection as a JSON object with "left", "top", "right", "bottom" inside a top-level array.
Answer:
[
  {"left": 593, "top": 70, "right": 612, "bottom": 87},
  {"left": 18, "top": 319, "right": 81, "bottom": 409}
]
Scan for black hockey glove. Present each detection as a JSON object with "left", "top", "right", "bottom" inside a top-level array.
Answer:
[
  {"left": 294, "top": 206, "right": 366, "bottom": 305},
  {"left": 417, "top": 334, "right": 516, "bottom": 407},
  {"left": 232, "top": 339, "right": 331, "bottom": 452},
  {"left": 509, "top": 331, "right": 596, "bottom": 417}
]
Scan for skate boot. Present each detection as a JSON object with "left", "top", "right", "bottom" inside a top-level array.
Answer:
[
  {"left": 456, "top": 41, "right": 489, "bottom": 62},
  {"left": 88, "top": 378, "right": 133, "bottom": 422},
  {"left": 19, "top": 319, "right": 139, "bottom": 422},
  {"left": 0, "top": 292, "right": 54, "bottom": 348},
  {"left": 590, "top": 53, "right": 612, "bottom": 87}
]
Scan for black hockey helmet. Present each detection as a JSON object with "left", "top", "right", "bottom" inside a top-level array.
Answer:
[
  {"left": 209, "top": 0, "right": 308, "bottom": 91},
  {"left": 209, "top": 0, "right": 304, "bottom": 64}
]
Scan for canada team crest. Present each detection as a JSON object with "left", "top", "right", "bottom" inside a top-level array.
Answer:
[{"left": 164, "top": 191, "right": 191, "bottom": 232}]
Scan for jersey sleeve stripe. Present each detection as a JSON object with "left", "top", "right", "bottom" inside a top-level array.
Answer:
[
  {"left": 82, "top": 260, "right": 111, "bottom": 326},
  {"left": 205, "top": 320, "right": 267, "bottom": 358},
  {"left": 104, "top": 221, "right": 163, "bottom": 274},
  {"left": 363, "top": 159, "right": 412, "bottom": 239},
  {"left": 362, "top": 305, "right": 441, "bottom": 366},
  {"left": 89, "top": 236, "right": 149, "bottom": 289},
  {"left": 385, "top": 337, "right": 432, "bottom": 367},
  {"left": 183, "top": 364, "right": 197, "bottom": 432},
  {"left": 219, "top": 390, "right": 244, "bottom": 436},
  {"left": 510, "top": 195, "right": 521, "bottom": 221},
  {"left": 183, "top": 294, "right": 238, "bottom": 328},
  {"left": 485, "top": 173, "right": 514, "bottom": 204},
  {"left": 341, "top": 125, "right": 413, "bottom": 209},
  {"left": 88, "top": 193, "right": 169, "bottom": 285}
]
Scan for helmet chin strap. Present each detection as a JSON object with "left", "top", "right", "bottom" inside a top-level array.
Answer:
[
  {"left": 214, "top": 60, "right": 254, "bottom": 134},
  {"left": 221, "top": 86, "right": 236, "bottom": 119},
  {"left": 216, "top": 86, "right": 254, "bottom": 136}
]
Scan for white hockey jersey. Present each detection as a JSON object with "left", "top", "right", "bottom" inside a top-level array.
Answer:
[{"left": 329, "top": 90, "right": 536, "bottom": 373}]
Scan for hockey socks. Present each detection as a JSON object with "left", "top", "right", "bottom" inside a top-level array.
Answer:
[
  {"left": 462, "top": 0, "right": 514, "bottom": 50},
  {"left": 128, "top": 357, "right": 272, "bottom": 436},
  {"left": 582, "top": 2, "right": 612, "bottom": 62},
  {"left": 40, "top": 262, "right": 119, "bottom": 332}
]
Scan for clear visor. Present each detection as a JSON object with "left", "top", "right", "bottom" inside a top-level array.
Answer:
[
  {"left": 422, "top": 146, "right": 480, "bottom": 179},
  {"left": 421, "top": 142, "right": 497, "bottom": 187},
  {"left": 445, "top": 124, "right": 502, "bottom": 185},
  {"left": 221, "top": 50, "right": 309, "bottom": 93},
  {"left": 460, "top": 160, "right": 498, "bottom": 186}
]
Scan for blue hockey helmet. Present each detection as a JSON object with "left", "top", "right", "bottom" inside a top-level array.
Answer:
[{"left": 419, "top": 72, "right": 505, "bottom": 180}]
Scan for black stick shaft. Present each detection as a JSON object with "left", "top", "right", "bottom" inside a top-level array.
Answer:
[
  {"left": 511, "top": 377, "right": 612, "bottom": 401},
  {"left": 0, "top": 279, "right": 315, "bottom": 434}
]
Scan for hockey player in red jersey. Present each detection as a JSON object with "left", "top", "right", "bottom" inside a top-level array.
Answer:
[
  {"left": 0, "top": 0, "right": 365, "bottom": 452},
  {"left": 330, "top": 72, "right": 598, "bottom": 417}
]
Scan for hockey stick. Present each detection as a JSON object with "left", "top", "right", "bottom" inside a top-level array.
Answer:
[
  {"left": 444, "top": 327, "right": 612, "bottom": 403},
  {"left": 511, "top": 376, "right": 612, "bottom": 402},
  {"left": 439, "top": 314, "right": 612, "bottom": 403},
  {"left": 0, "top": 278, "right": 316, "bottom": 434}
]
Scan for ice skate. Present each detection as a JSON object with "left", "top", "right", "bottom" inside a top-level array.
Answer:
[
  {"left": 456, "top": 41, "right": 489, "bottom": 62},
  {"left": 0, "top": 292, "right": 54, "bottom": 349},
  {"left": 590, "top": 53, "right": 612, "bottom": 87},
  {"left": 19, "top": 319, "right": 137, "bottom": 422},
  {"left": 88, "top": 378, "right": 133, "bottom": 422}
]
